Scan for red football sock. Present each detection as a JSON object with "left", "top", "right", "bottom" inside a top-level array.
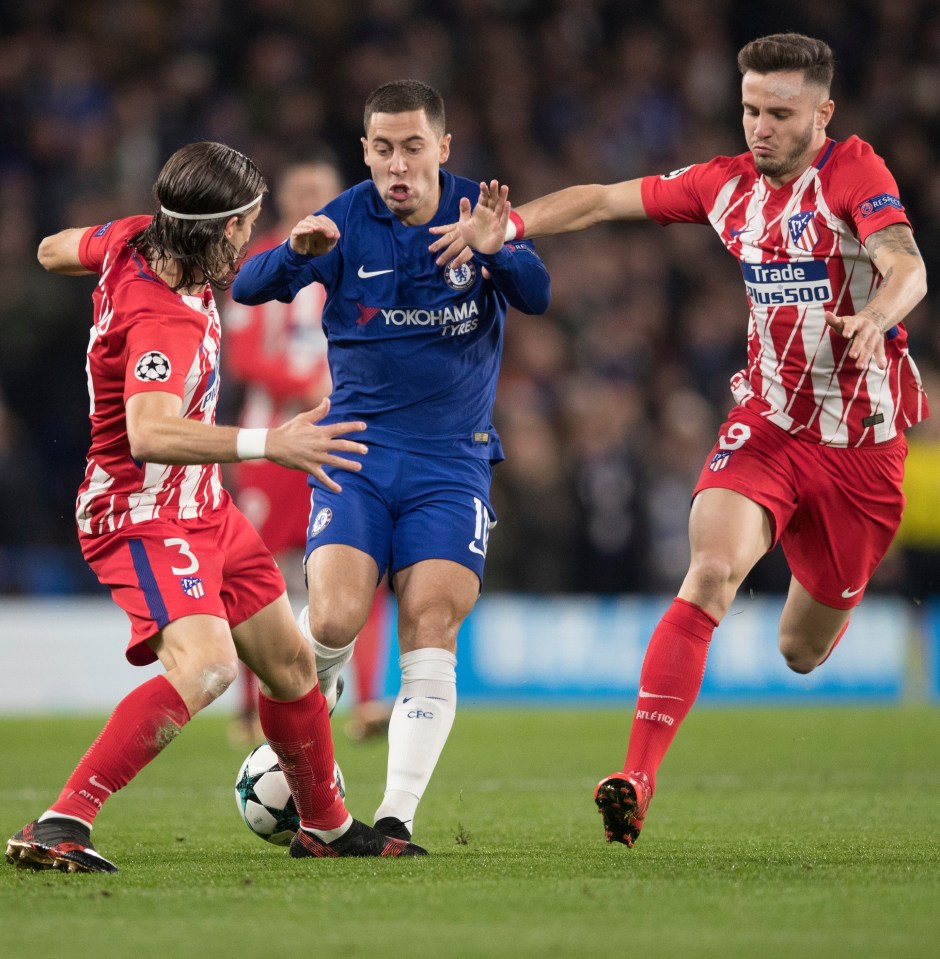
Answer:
[
  {"left": 51, "top": 674, "right": 191, "bottom": 825},
  {"left": 624, "top": 597, "right": 718, "bottom": 793},
  {"left": 257, "top": 685, "right": 348, "bottom": 831}
]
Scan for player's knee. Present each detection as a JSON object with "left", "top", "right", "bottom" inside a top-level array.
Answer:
[
  {"left": 199, "top": 658, "right": 240, "bottom": 700},
  {"left": 782, "top": 651, "right": 817, "bottom": 674},
  {"left": 685, "top": 556, "right": 739, "bottom": 605},
  {"left": 778, "top": 637, "right": 821, "bottom": 674},
  {"left": 307, "top": 600, "right": 361, "bottom": 649}
]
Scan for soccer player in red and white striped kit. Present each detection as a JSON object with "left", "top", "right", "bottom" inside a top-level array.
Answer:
[
  {"left": 5, "top": 141, "right": 426, "bottom": 873},
  {"left": 432, "top": 32, "right": 928, "bottom": 846}
]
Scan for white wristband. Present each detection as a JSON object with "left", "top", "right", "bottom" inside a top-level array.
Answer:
[
  {"left": 504, "top": 220, "right": 517, "bottom": 242},
  {"left": 236, "top": 428, "right": 268, "bottom": 460}
]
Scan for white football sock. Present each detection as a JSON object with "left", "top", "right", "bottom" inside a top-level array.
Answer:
[
  {"left": 296, "top": 605, "right": 356, "bottom": 712},
  {"left": 374, "top": 647, "right": 457, "bottom": 833}
]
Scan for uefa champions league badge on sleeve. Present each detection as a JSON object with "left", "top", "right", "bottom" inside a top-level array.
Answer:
[
  {"left": 660, "top": 165, "right": 693, "bottom": 180},
  {"left": 134, "top": 350, "right": 172, "bottom": 382},
  {"left": 444, "top": 261, "right": 476, "bottom": 290}
]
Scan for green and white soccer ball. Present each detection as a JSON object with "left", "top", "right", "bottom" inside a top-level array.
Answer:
[{"left": 235, "top": 742, "right": 346, "bottom": 845}]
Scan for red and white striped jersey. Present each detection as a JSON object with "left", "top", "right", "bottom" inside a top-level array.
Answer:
[
  {"left": 641, "top": 135, "right": 928, "bottom": 447},
  {"left": 75, "top": 216, "right": 227, "bottom": 535}
]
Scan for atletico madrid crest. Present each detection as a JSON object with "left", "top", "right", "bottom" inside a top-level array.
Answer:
[
  {"left": 788, "top": 212, "right": 819, "bottom": 253},
  {"left": 708, "top": 450, "right": 734, "bottom": 472},
  {"left": 180, "top": 576, "right": 205, "bottom": 599}
]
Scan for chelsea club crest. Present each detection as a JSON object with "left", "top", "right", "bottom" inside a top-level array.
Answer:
[
  {"left": 311, "top": 507, "right": 333, "bottom": 536},
  {"left": 444, "top": 261, "right": 476, "bottom": 290}
]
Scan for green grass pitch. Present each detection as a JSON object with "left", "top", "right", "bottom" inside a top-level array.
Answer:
[{"left": 1, "top": 705, "right": 938, "bottom": 959}]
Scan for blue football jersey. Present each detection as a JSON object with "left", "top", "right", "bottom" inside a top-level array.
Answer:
[{"left": 232, "top": 170, "right": 550, "bottom": 461}]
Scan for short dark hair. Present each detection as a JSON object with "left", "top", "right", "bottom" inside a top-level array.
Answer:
[
  {"left": 737, "top": 33, "right": 834, "bottom": 92},
  {"left": 363, "top": 80, "right": 446, "bottom": 135},
  {"left": 130, "top": 141, "right": 267, "bottom": 291}
]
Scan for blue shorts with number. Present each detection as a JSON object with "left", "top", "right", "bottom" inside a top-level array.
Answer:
[{"left": 305, "top": 444, "right": 496, "bottom": 584}]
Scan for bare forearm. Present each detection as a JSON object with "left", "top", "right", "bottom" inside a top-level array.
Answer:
[
  {"left": 513, "top": 179, "right": 646, "bottom": 238},
  {"left": 513, "top": 185, "right": 611, "bottom": 238},
  {"left": 126, "top": 392, "right": 366, "bottom": 491},
  {"left": 428, "top": 178, "right": 646, "bottom": 271},
  {"left": 860, "top": 256, "right": 927, "bottom": 332},
  {"left": 826, "top": 225, "right": 928, "bottom": 370},
  {"left": 129, "top": 418, "right": 242, "bottom": 465},
  {"left": 860, "top": 224, "right": 927, "bottom": 330},
  {"left": 37, "top": 228, "right": 92, "bottom": 275}
]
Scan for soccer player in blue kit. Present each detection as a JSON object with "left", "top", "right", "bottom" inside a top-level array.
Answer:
[{"left": 232, "top": 80, "right": 550, "bottom": 844}]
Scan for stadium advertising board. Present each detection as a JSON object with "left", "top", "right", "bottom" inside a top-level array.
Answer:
[{"left": 383, "top": 595, "right": 915, "bottom": 703}]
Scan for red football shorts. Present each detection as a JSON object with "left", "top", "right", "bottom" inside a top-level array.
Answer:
[
  {"left": 80, "top": 497, "right": 286, "bottom": 665},
  {"left": 233, "top": 460, "right": 311, "bottom": 555},
  {"left": 694, "top": 405, "right": 907, "bottom": 609}
]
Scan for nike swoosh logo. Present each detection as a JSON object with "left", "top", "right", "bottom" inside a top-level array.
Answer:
[
  {"left": 637, "top": 686, "right": 684, "bottom": 701},
  {"left": 729, "top": 226, "right": 749, "bottom": 239},
  {"left": 841, "top": 586, "right": 865, "bottom": 598},
  {"left": 89, "top": 775, "right": 113, "bottom": 794},
  {"left": 358, "top": 266, "right": 394, "bottom": 279},
  {"left": 468, "top": 541, "right": 486, "bottom": 556},
  {"left": 402, "top": 696, "right": 449, "bottom": 703}
]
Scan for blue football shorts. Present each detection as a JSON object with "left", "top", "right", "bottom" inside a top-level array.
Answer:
[{"left": 305, "top": 444, "right": 496, "bottom": 584}]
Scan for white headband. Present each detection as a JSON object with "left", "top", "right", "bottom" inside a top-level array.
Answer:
[{"left": 159, "top": 192, "right": 264, "bottom": 220}]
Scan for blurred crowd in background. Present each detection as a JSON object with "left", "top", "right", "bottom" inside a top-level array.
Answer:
[{"left": 2, "top": 0, "right": 940, "bottom": 599}]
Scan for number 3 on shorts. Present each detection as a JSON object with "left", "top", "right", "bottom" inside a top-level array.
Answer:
[
  {"left": 718, "top": 422, "right": 751, "bottom": 451},
  {"left": 164, "top": 537, "right": 200, "bottom": 575}
]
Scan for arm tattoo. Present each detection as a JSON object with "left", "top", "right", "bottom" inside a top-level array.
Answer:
[
  {"left": 865, "top": 223, "right": 921, "bottom": 261},
  {"left": 862, "top": 224, "right": 922, "bottom": 332}
]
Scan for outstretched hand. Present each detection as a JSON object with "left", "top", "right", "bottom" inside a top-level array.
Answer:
[
  {"left": 825, "top": 310, "right": 888, "bottom": 371},
  {"left": 429, "top": 179, "right": 510, "bottom": 269},
  {"left": 264, "top": 398, "right": 367, "bottom": 493},
  {"left": 290, "top": 214, "right": 341, "bottom": 257}
]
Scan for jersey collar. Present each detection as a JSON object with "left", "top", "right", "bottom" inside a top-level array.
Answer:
[{"left": 813, "top": 138, "right": 837, "bottom": 171}]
